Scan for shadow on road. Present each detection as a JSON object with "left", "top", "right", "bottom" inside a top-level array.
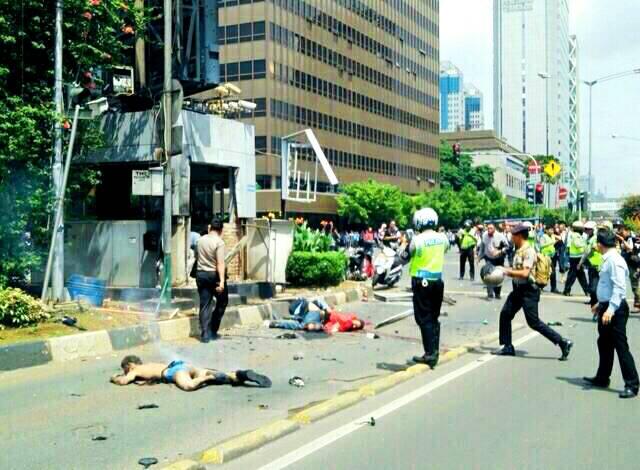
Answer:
[
  {"left": 556, "top": 376, "right": 622, "bottom": 395},
  {"left": 568, "top": 317, "right": 598, "bottom": 324}
]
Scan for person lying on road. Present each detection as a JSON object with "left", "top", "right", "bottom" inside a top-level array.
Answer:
[{"left": 110, "top": 355, "right": 272, "bottom": 392}]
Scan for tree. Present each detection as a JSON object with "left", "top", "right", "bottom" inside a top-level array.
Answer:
[
  {"left": 439, "top": 141, "right": 495, "bottom": 192},
  {"left": 620, "top": 194, "right": 640, "bottom": 222},
  {"left": 337, "top": 180, "right": 410, "bottom": 228},
  {"left": 0, "top": 1, "right": 150, "bottom": 287}
]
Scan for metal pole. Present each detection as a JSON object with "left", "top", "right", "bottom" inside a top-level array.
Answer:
[
  {"left": 52, "top": 0, "right": 64, "bottom": 301},
  {"left": 587, "top": 83, "right": 593, "bottom": 218},
  {"left": 162, "top": 0, "right": 173, "bottom": 303},
  {"left": 42, "top": 106, "right": 81, "bottom": 302},
  {"left": 544, "top": 77, "right": 550, "bottom": 209}
]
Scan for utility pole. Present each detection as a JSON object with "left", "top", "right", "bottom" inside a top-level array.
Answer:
[
  {"left": 52, "top": 0, "right": 64, "bottom": 301},
  {"left": 162, "top": 0, "right": 173, "bottom": 303},
  {"left": 587, "top": 81, "right": 594, "bottom": 218}
]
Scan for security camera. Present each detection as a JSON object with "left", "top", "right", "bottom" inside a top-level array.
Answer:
[
  {"left": 238, "top": 100, "right": 257, "bottom": 111},
  {"left": 223, "top": 83, "right": 242, "bottom": 95}
]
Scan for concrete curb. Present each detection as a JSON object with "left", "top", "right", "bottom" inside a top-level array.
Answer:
[
  {"left": 0, "top": 288, "right": 363, "bottom": 373},
  {"left": 162, "top": 324, "right": 526, "bottom": 468}
]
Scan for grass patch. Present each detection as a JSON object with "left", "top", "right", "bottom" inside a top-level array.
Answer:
[{"left": 0, "top": 309, "right": 144, "bottom": 346}]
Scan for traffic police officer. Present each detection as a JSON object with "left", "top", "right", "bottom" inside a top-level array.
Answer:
[
  {"left": 492, "top": 223, "right": 573, "bottom": 360},
  {"left": 458, "top": 220, "right": 477, "bottom": 281},
  {"left": 563, "top": 221, "right": 590, "bottom": 296},
  {"left": 401, "top": 208, "right": 449, "bottom": 368},
  {"left": 580, "top": 221, "right": 603, "bottom": 312}
]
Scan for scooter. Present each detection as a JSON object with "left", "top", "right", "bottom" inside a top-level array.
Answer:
[{"left": 372, "top": 246, "right": 403, "bottom": 288}]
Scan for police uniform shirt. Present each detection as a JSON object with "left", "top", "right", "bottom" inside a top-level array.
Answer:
[{"left": 512, "top": 243, "right": 537, "bottom": 285}]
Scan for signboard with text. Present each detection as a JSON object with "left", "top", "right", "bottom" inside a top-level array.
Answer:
[{"left": 132, "top": 169, "right": 163, "bottom": 196}]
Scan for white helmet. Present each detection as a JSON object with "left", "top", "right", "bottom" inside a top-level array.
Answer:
[
  {"left": 413, "top": 208, "right": 438, "bottom": 231},
  {"left": 572, "top": 221, "right": 584, "bottom": 230},
  {"left": 584, "top": 221, "right": 597, "bottom": 230},
  {"left": 481, "top": 264, "right": 505, "bottom": 286}
]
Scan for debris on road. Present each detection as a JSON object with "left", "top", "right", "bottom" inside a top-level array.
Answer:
[
  {"left": 138, "top": 457, "right": 158, "bottom": 468},
  {"left": 276, "top": 332, "right": 298, "bottom": 340},
  {"left": 548, "top": 321, "right": 563, "bottom": 326},
  {"left": 258, "top": 404, "right": 269, "bottom": 410},
  {"left": 61, "top": 315, "right": 77, "bottom": 327},
  {"left": 293, "top": 353, "right": 304, "bottom": 360},
  {"left": 91, "top": 436, "right": 108, "bottom": 441},
  {"left": 358, "top": 417, "right": 376, "bottom": 426},
  {"left": 289, "top": 376, "right": 305, "bottom": 388},
  {"left": 137, "top": 404, "right": 159, "bottom": 410},
  {"left": 366, "top": 332, "right": 380, "bottom": 339},
  {"left": 374, "top": 310, "right": 413, "bottom": 329},
  {"left": 69, "top": 393, "right": 84, "bottom": 398},
  {"left": 482, "top": 319, "right": 489, "bottom": 325}
]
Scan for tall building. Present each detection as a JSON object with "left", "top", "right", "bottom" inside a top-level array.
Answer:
[
  {"left": 568, "top": 34, "right": 579, "bottom": 205},
  {"left": 464, "top": 84, "right": 484, "bottom": 130},
  {"left": 204, "top": 0, "right": 441, "bottom": 215},
  {"left": 493, "top": 0, "right": 571, "bottom": 170},
  {"left": 440, "top": 61, "right": 465, "bottom": 132}
]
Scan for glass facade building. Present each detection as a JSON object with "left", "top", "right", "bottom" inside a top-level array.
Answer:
[
  {"left": 199, "top": 0, "right": 441, "bottom": 213},
  {"left": 464, "top": 84, "right": 484, "bottom": 130},
  {"left": 439, "top": 61, "right": 464, "bottom": 132}
]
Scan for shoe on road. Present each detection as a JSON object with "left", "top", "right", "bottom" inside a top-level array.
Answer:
[
  {"left": 619, "top": 387, "right": 638, "bottom": 399},
  {"left": 559, "top": 339, "right": 573, "bottom": 361},
  {"left": 412, "top": 354, "right": 439, "bottom": 369},
  {"left": 582, "top": 376, "right": 610, "bottom": 388},
  {"left": 236, "top": 369, "right": 272, "bottom": 388},
  {"left": 491, "top": 345, "right": 516, "bottom": 356}
]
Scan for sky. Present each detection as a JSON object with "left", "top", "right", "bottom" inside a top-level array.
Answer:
[{"left": 440, "top": 0, "right": 640, "bottom": 198}]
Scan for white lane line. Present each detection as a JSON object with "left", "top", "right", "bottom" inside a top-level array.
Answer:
[{"left": 259, "top": 331, "right": 540, "bottom": 470}]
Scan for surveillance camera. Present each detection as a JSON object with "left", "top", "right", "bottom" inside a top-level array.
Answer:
[
  {"left": 223, "top": 83, "right": 242, "bottom": 95},
  {"left": 238, "top": 100, "right": 257, "bottom": 111}
]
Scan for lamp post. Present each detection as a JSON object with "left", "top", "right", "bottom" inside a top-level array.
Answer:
[
  {"left": 582, "top": 68, "right": 640, "bottom": 217},
  {"left": 537, "top": 72, "right": 554, "bottom": 209}
]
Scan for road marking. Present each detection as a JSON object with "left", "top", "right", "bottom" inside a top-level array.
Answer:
[{"left": 259, "top": 331, "right": 540, "bottom": 470}]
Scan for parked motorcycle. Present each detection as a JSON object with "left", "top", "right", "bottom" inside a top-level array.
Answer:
[
  {"left": 372, "top": 246, "right": 403, "bottom": 288},
  {"left": 346, "top": 243, "right": 374, "bottom": 281}
]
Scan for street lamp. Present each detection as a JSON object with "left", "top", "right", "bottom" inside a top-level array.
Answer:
[
  {"left": 537, "top": 72, "right": 551, "bottom": 157},
  {"left": 582, "top": 68, "right": 640, "bottom": 216}
]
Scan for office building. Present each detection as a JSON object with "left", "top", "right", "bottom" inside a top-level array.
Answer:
[
  {"left": 440, "top": 61, "right": 465, "bottom": 132},
  {"left": 202, "top": 0, "right": 441, "bottom": 215},
  {"left": 464, "top": 84, "right": 484, "bottom": 130},
  {"left": 568, "top": 34, "right": 579, "bottom": 204},
  {"left": 494, "top": 0, "right": 571, "bottom": 169}
]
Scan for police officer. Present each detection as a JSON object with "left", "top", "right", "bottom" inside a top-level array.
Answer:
[
  {"left": 539, "top": 226, "right": 560, "bottom": 293},
  {"left": 458, "top": 220, "right": 477, "bottom": 281},
  {"left": 584, "top": 229, "right": 639, "bottom": 399},
  {"left": 563, "top": 221, "right": 590, "bottom": 297},
  {"left": 492, "top": 223, "right": 573, "bottom": 360},
  {"left": 401, "top": 208, "right": 449, "bottom": 368},
  {"left": 579, "top": 221, "right": 602, "bottom": 313}
]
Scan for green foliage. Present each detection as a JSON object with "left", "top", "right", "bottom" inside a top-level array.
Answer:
[
  {"left": 293, "top": 222, "right": 332, "bottom": 253},
  {"left": 0, "top": 1, "right": 150, "bottom": 287},
  {"left": 337, "top": 180, "right": 410, "bottom": 228},
  {"left": 285, "top": 252, "right": 347, "bottom": 287},
  {"left": 620, "top": 195, "right": 640, "bottom": 222},
  {"left": 439, "top": 142, "right": 495, "bottom": 191},
  {"left": 0, "top": 287, "right": 49, "bottom": 329},
  {"left": 540, "top": 208, "right": 577, "bottom": 227}
]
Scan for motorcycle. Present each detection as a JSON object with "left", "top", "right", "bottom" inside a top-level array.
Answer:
[
  {"left": 346, "top": 241, "right": 374, "bottom": 281},
  {"left": 372, "top": 246, "right": 403, "bottom": 288}
]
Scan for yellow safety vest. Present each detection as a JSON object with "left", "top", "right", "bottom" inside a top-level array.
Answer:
[
  {"left": 569, "top": 232, "right": 586, "bottom": 258},
  {"left": 587, "top": 235, "right": 603, "bottom": 269},
  {"left": 540, "top": 234, "right": 556, "bottom": 257},
  {"left": 460, "top": 230, "right": 476, "bottom": 250},
  {"left": 410, "top": 231, "right": 448, "bottom": 281}
]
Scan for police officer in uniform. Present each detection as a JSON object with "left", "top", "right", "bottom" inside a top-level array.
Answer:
[
  {"left": 401, "top": 208, "right": 449, "bottom": 368},
  {"left": 458, "top": 220, "right": 477, "bottom": 281},
  {"left": 579, "top": 221, "right": 603, "bottom": 313},
  {"left": 539, "top": 226, "right": 559, "bottom": 293},
  {"left": 563, "top": 221, "right": 590, "bottom": 297},
  {"left": 492, "top": 223, "right": 573, "bottom": 360}
]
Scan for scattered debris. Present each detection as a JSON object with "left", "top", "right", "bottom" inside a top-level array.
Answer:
[
  {"left": 258, "top": 404, "right": 269, "bottom": 410},
  {"left": 288, "top": 376, "right": 305, "bottom": 388},
  {"left": 366, "top": 332, "right": 380, "bottom": 340},
  {"left": 69, "top": 393, "right": 84, "bottom": 398},
  {"left": 276, "top": 333, "right": 298, "bottom": 340},
  {"left": 137, "top": 404, "right": 159, "bottom": 410},
  {"left": 217, "top": 419, "right": 223, "bottom": 424},
  {"left": 138, "top": 457, "right": 158, "bottom": 468},
  {"left": 547, "top": 321, "right": 563, "bottom": 326},
  {"left": 293, "top": 353, "right": 304, "bottom": 360},
  {"left": 482, "top": 319, "right": 489, "bottom": 325},
  {"left": 61, "top": 315, "right": 77, "bottom": 327},
  {"left": 321, "top": 357, "right": 340, "bottom": 362},
  {"left": 92, "top": 436, "right": 108, "bottom": 441},
  {"left": 375, "top": 310, "right": 413, "bottom": 329},
  {"left": 358, "top": 417, "right": 376, "bottom": 426}
]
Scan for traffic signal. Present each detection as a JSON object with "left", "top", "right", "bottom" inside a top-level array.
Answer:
[
  {"left": 526, "top": 183, "right": 535, "bottom": 204},
  {"left": 535, "top": 183, "right": 544, "bottom": 204}
]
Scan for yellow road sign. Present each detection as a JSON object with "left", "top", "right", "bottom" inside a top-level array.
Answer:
[{"left": 544, "top": 160, "right": 561, "bottom": 178}]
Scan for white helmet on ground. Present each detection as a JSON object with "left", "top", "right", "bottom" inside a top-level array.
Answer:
[{"left": 413, "top": 208, "right": 438, "bottom": 232}]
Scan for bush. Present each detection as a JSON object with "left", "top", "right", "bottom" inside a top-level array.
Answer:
[
  {"left": 293, "top": 222, "right": 332, "bottom": 252},
  {"left": 0, "top": 287, "right": 49, "bottom": 329},
  {"left": 286, "top": 251, "right": 347, "bottom": 287}
]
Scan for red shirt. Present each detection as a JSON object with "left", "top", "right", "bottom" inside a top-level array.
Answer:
[{"left": 324, "top": 311, "right": 360, "bottom": 334}]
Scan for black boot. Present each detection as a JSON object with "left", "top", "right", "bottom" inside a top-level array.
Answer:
[{"left": 424, "top": 323, "right": 440, "bottom": 369}]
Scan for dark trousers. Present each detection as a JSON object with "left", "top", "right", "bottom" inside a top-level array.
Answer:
[
  {"left": 485, "top": 257, "right": 504, "bottom": 298},
  {"left": 499, "top": 283, "right": 563, "bottom": 347},
  {"left": 549, "top": 254, "right": 558, "bottom": 292},
  {"left": 564, "top": 257, "right": 589, "bottom": 295},
  {"left": 411, "top": 278, "right": 444, "bottom": 357},
  {"left": 459, "top": 248, "right": 475, "bottom": 280},
  {"left": 196, "top": 271, "right": 229, "bottom": 339},
  {"left": 587, "top": 266, "right": 599, "bottom": 306},
  {"left": 595, "top": 301, "right": 639, "bottom": 390}
]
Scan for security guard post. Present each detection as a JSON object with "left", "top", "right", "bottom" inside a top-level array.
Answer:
[
  {"left": 540, "top": 226, "right": 559, "bottom": 293},
  {"left": 563, "top": 221, "right": 590, "bottom": 297},
  {"left": 579, "top": 221, "right": 603, "bottom": 313},
  {"left": 584, "top": 229, "right": 639, "bottom": 399},
  {"left": 492, "top": 223, "right": 573, "bottom": 360},
  {"left": 401, "top": 208, "right": 449, "bottom": 368},
  {"left": 458, "top": 220, "right": 477, "bottom": 281}
]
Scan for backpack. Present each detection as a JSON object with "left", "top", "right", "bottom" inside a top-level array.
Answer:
[{"left": 530, "top": 252, "right": 551, "bottom": 287}]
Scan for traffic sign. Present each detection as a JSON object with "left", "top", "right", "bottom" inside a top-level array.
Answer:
[
  {"left": 558, "top": 187, "right": 568, "bottom": 200},
  {"left": 544, "top": 160, "right": 561, "bottom": 178},
  {"left": 528, "top": 163, "right": 541, "bottom": 174}
]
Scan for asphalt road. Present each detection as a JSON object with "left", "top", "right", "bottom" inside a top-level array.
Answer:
[{"left": 225, "top": 295, "right": 640, "bottom": 470}]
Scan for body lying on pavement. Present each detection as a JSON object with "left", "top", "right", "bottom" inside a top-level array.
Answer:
[
  {"left": 111, "top": 355, "right": 272, "bottom": 392},
  {"left": 265, "top": 297, "right": 364, "bottom": 333}
]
